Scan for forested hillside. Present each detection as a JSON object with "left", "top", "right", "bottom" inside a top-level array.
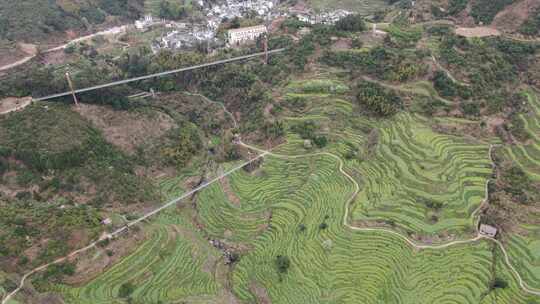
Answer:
[{"left": 0, "top": 0, "right": 144, "bottom": 42}]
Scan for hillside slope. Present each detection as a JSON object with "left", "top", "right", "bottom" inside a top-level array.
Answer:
[{"left": 0, "top": 0, "right": 143, "bottom": 43}]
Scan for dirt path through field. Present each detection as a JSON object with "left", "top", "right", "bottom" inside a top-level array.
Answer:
[
  {"left": 0, "top": 25, "right": 129, "bottom": 72},
  {"left": 455, "top": 27, "right": 501, "bottom": 37},
  {"left": 0, "top": 97, "right": 32, "bottom": 115}
]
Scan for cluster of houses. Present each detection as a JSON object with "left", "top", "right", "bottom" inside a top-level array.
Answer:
[
  {"left": 155, "top": 23, "right": 217, "bottom": 51},
  {"left": 148, "top": 0, "right": 278, "bottom": 52},
  {"left": 133, "top": 0, "right": 356, "bottom": 53},
  {"left": 291, "top": 8, "right": 352, "bottom": 25},
  {"left": 205, "top": 0, "right": 278, "bottom": 21}
]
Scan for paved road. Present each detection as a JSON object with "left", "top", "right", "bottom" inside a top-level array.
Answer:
[{"left": 32, "top": 48, "right": 285, "bottom": 102}]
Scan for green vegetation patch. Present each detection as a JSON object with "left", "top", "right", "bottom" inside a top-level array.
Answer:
[
  {"left": 504, "top": 90, "right": 540, "bottom": 181},
  {"left": 351, "top": 114, "right": 492, "bottom": 236},
  {"left": 519, "top": 7, "right": 540, "bottom": 36},
  {"left": 0, "top": 0, "right": 143, "bottom": 42},
  {"left": 470, "top": 0, "right": 515, "bottom": 24},
  {"left": 287, "top": 79, "right": 350, "bottom": 95}
]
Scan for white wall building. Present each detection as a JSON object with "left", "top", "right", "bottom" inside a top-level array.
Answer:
[
  {"left": 135, "top": 14, "right": 155, "bottom": 30},
  {"left": 228, "top": 25, "right": 267, "bottom": 45}
]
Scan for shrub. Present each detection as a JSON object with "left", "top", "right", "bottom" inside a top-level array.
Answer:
[
  {"left": 471, "top": 0, "right": 514, "bottom": 24},
  {"left": 275, "top": 255, "right": 291, "bottom": 273},
  {"left": 355, "top": 81, "right": 402, "bottom": 116},
  {"left": 335, "top": 14, "right": 366, "bottom": 32},
  {"left": 432, "top": 71, "right": 456, "bottom": 97},
  {"left": 448, "top": 0, "right": 467, "bottom": 15},
  {"left": 159, "top": 1, "right": 187, "bottom": 20},
  {"left": 461, "top": 102, "right": 480, "bottom": 117},
  {"left": 64, "top": 44, "right": 76, "bottom": 54},
  {"left": 519, "top": 9, "right": 540, "bottom": 36},
  {"left": 119, "top": 282, "right": 135, "bottom": 298},
  {"left": 313, "top": 136, "right": 328, "bottom": 148},
  {"left": 491, "top": 277, "right": 508, "bottom": 289},
  {"left": 161, "top": 125, "right": 202, "bottom": 168},
  {"left": 351, "top": 38, "right": 363, "bottom": 48},
  {"left": 291, "top": 120, "right": 318, "bottom": 140}
]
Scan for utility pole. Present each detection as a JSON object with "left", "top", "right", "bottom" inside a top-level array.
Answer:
[
  {"left": 263, "top": 33, "right": 269, "bottom": 65},
  {"left": 65, "top": 72, "right": 79, "bottom": 106}
]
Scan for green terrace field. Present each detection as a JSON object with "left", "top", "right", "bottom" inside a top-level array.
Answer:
[
  {"left": 351, "top": 114, "right": 492, "bottom": 237},
  {"left": 501, "top": 89, "right": 540, "bottom": 291},
  {"left": 52, "top": 174, "right": 226, "bottom": 304},
  {"left": 504, "top": 89, "right": 540, "bottom": 181},
  {"left": 32, "top": 77, "right": 540, "bottom": 303},
  {"left": 277, "top": 76, "right": 493, "bottom": 238},
  {"left": 53, "top": 153, "right": 538, "bottom": 303}
]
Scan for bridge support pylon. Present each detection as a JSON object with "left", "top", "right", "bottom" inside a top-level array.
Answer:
[{"left": 65, "top": 72, "right": 79, "bottom": 107}]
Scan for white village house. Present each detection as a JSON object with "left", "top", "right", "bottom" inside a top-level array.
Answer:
[
  {"left": 135, "top": 15, "right": 154, "bottom": 30},
  {"left": 479, "top": 224, "right": 497, "bottom": 238},
  {"left": 228, "top": 25, "right": 267, "bottom": 45}
]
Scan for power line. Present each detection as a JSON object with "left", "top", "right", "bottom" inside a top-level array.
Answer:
[{"left": 32, "top": 48, "right": 285, "bottom": 102}]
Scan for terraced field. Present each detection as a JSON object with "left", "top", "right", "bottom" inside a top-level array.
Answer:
[
  {"left": 306, "top": 0, "right": 388, "bottom": 15},
  {"left": 34, "top": 79, "right": 540, "bottom": 303},
  {"left": 501, "top": 89, "right": 540, "bottom": 291},
  {"left": 350, "top": 114, "right": 492, "bottom": 237},
  {"left": 52, "top": 177, "right": 225, "bottom": 304},
  {"left": 505, "top": 89, "right": 540, "bottom": 181},
  {"left": 199, "top": 154, "right": 536, "bottom": 303},
  {"left": 280, "top": 77, "right": 493, "bottom": 238}
]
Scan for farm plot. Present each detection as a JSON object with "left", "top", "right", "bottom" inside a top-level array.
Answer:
[
  {"left": 195, "top": 154, "right": 535, "bottom": 303},
  {"left": 505, "top": 89, "right": 540, "bottom": 181},
  {"left": 350, "top": 113, "right": 492, "bottom": 237},
  {"left": 52, "top": 177, "right": 224, "bottom": 304},
  {"left": 44, "top": 77, "right": 540, "bottom": 303},
  {"left": 306, "top": 0, "right": 388, "bottom": 15},
  {"left": 279, "top": 77, "right": 492, "bottom": 238},
  {"left": 501, "top": 89, "right": 540, "bottom": 291},
  {"left": 505, "top": 230, "right": 540, "bottom": 290}
]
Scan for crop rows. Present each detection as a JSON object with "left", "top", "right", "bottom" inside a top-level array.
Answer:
[
  {"left": 505, "top": 90, "right": 540, "bottom": 181},
  {"left": 351, "top": 113, "right": 492, "bottom": 236},
  {"left": 53, "top": 176, "right": 223, "bottom": 304},
  {"left": 502, "top": 89, "right": 540, "bottom": 291},
  {"left": 197, "top": 155, "right": 534, "bottom": 303},
  {"left": 47, "top": 79, "right": 540, "bottom": 303}
]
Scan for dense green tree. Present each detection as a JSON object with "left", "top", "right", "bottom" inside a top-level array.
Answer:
[
  {"left": 355, "top": 81, "right": 402, "bottom": 116},
  {"left": 159, "top": 0, "right": 187, "bottom": 20},
  {"left": 119, "top": 282, "right": 135, "bottom": 298},
  {"left": 335, "top": 14, "right": 366, "bottom": 32},
  {"left": 275, "top": 255, "right": 290, "bottom": 273}
]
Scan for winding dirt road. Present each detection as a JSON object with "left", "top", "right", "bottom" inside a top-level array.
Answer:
[
  {"left": 0, "top": 25, "right": 128, "bottom": 72},
  {"left": 3, "top": 93, "right": 539, "bottom": 304},
  {"left": 237, "top": 141, "right": 540, "bottom": 296}
]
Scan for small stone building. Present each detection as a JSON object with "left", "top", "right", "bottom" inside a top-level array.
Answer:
[{"left": 479, "top": 224, "right": 497, "bottom": 238}]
